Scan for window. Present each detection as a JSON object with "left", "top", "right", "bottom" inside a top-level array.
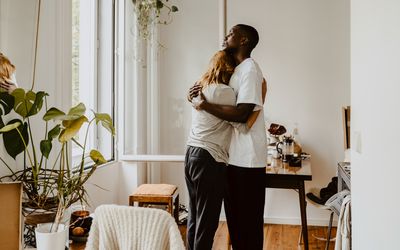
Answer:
[{"left": 72, "top": 0, "right": 115, "bottom": 167}]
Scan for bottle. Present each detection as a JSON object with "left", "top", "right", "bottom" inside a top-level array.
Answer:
[{"left": 292, "top": 123, "right": 302, "bottom": 155}]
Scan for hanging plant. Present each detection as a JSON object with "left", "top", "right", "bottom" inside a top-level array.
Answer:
[{"left": 132, "top": 0, "right": 179, "bottom": 39}]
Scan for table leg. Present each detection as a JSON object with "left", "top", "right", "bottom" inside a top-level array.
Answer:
[{"left": 299, "top": 181, "right": 309, "bottom": 250}]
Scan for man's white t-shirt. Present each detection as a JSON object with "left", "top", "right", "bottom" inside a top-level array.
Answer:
[
  {"left": 228, "top": 58, "right": 268, "bottom": 168},
  {"left": 187, "top": 84, "right": 236, "bottom": 164}
]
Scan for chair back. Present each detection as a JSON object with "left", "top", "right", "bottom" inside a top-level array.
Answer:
[{"left": 86, "top": 205, "right": 185, "bottom": 250}]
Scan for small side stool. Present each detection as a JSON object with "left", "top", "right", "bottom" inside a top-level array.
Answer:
[{"left": 129, "top": 184, "right": 179, "bottom": 223}]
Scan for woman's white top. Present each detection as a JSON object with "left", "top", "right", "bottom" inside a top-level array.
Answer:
[{"left": 187, "top": 84, "right": 236, "bottom": 164}]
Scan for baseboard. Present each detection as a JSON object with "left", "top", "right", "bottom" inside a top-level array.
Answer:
[{"left": 219, "top": 215, "right": 338, "bottom": 227}]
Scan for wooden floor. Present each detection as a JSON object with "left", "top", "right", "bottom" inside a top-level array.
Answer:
[
  {"left": 212, "top": 222, "right": 337, "bottom": 250},
  {"left": 72, "top": 222, "right": 337, "bottom": 250}
]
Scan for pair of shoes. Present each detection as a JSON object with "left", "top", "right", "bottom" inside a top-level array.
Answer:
[{"left": 306, "top": 177, "right": 338, "bottom": 205}]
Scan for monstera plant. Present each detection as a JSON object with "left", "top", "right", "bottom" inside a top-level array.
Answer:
[{"left": 0, "top": 88, "right": 114, "bottom": 234}]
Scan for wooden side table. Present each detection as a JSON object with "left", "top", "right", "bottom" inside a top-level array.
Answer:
[{"left": 129, "top": 184, "right": 179, "bottom": 223}]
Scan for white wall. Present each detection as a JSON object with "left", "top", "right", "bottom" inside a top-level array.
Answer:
[
  {"left": 0, "top": 0, "right": 72, "bottom": 177},
  {"left": 351, "top": 0, "right": 400, "bottom": 249},
  {"left": 159, "top": 0, "right": 221, "bottom": 206},
  {"left": 159, "top": 0, "right": 350, "bottom": 225},
  {"left": 84, "top": 162, "right": 120, "bottom": 212},
  {"left": 0, "top": 0, "right": 127, "bottom": 210}
]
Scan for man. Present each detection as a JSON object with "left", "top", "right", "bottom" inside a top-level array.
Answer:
[{"left": 190, "top": 24, "right": 267, "bottom": 250}]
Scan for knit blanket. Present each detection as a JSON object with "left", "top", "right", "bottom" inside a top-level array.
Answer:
[{"left": 85, "top": 205, "right": 185, "bottom": 250}]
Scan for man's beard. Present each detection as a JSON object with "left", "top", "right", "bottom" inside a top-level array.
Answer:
[{"left": 223, "top": 47, "right": 238, "bottom": 55}]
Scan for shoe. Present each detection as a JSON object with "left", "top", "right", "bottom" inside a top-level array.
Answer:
[{"left": 306, "top": 192, "right": 325, "bottom": 205}]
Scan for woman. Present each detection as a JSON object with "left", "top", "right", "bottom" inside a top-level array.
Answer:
[
  {"left": 185, "top": 50, "right": 237, "bottom": 250},
  {"left": 0, "top": 53, "right": 18, "bottom": 94}
]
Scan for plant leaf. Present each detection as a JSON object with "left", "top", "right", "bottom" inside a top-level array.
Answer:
[
  {"left": 2, "top": 119, "right": 29, "bottom": 159},
  {"left": 40, "top": 140, "right": 52, "bottom": 159},
  {"left": 27, "top": 91, "right": 48, "bottom": 117},
  {"left": 94, "top": 112, "right": 115, "bottom": 135},
  {"left": 12, "top": 88, "right": 30, "bottom": 118},
  {"left": 43, "top": 107, "right": 82, "bottom": 122},
  {"left": 0, "top": 121, "right": 21, "bottom": 133},
  {"left": 43, "top": 107, "right": 66, "bottom": 121},
  {"left": 48, "top": 124, "right": 61, "bottom": 140},
  {"left": 68, "top": 103, "right": 86, "bottom": 117},
  {"left": 156, "top": 0, "right": 163, "bottom": 9},
  {"left": 90, "top": 150, "right": 107, "bottom": 165},
  {"left": 59, "top": 116, "right": 88, "bottom": 143},
  {"left": 171, "top": 5, "right": 178, "bottom": 12},
  {"left": 0, "top": 92, "right": 15, "bottom": 116}
]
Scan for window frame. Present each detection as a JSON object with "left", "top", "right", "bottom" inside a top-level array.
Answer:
[{"left": 71, "top": 0, "right": 116, "bottom": 169}]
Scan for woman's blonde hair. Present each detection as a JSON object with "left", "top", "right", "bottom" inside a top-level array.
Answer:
[
  {"left": 198, "top": 50, "right": 236, "bottom": 88},
  {"left": 0, "top": 53, "right": 15, "bottom": 81}
]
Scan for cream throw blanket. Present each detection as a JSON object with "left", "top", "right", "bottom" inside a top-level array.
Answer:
[
  {"left": 85, "top": 205, "right": 185, "bottom": 250},
  {"left": 335, "top": 195, "right": 351, "bottom": 250}
]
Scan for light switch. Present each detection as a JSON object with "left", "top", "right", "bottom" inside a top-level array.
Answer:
[{"left": 353, "top": 131, "right": 362, "bottom": 154}]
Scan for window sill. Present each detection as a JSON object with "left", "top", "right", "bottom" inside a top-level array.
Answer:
[{"left": 119, "top": 155, "right": 184, "bottom": 163}]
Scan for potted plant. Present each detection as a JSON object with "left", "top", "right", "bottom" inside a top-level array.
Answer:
[
  {"left": 132, "top": 0, "right": 179, "bottom": 39},
  {"left": 0, "top": 88, "right": 115, "bottom": 247}
]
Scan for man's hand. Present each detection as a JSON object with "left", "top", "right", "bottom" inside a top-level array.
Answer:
[
  {"left": 187, "top": 83, "right": 202, "bottom": 103},
  {"left": 0, "top": 78, "right": 17, "bottom": 94}
]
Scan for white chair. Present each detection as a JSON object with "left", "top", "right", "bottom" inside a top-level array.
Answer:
[{"left": 85, "top": 205, "right": 185, "bottom": 250}]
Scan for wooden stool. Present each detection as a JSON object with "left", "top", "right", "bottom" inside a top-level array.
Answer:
[{"left": 129, "top": 184, "right": 179, "bottom": 223}]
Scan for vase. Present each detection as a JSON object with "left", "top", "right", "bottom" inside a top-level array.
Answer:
[
  {"left": 23, "top": 208, "right": 71, "bottom": 247},
  {"left": 35, "top": 223, "right": 68, "bottom": 250},
  {"left": 24, "top": 210, "right": 56, "bottom": 247}
]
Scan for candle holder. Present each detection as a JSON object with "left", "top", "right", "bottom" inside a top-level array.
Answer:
[{"left": 69, "top": 208, "right": 92, "bottom": 243}]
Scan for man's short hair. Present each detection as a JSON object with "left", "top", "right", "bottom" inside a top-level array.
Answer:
[{"left": 235, "top": 24, "right": 259, "bottom": 50}]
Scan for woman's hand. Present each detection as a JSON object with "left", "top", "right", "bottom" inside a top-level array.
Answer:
[
  {"left": 192, "top": 92, "right": 207, "bottom": 110},
  {"left": 187, "top": 83, "right": 202, "bottom": 103},
  {"left": 0, "top": 78, "right": 17, "bottom": 94}
]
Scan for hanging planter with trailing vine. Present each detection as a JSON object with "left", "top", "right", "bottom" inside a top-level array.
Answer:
[{"left": 132, "top": 0, "right": 178, "bottom": 39}]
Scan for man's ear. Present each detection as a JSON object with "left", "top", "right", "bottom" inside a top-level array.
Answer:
[{"left": 240, "top": 37, "right": 249, "bottom": 47}]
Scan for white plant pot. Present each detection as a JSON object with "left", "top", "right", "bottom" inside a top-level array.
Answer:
[{"left": 35, "top": 223, "right": 68, "bottom": 250}]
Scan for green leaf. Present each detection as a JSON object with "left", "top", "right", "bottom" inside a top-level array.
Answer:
[
  {"left": 0, "top": 92, "right": 15, "bottom": 116},
  {"left": 40, "top": 140, "right": 52, "bottom": 159},
  {"left": 59, "top": 116, "right": 88, "bottom": 143},
  {"left": 90, "top": 150, "right": 107, "bottom": 165},
  {"left": 94, "top": 112, "right": 115, "bottom": 135},
  {"left": 43, "top": 107, "right": 66, "bottom": 121},
  {"left": 2, "top": 119, "right": 29, "bottom": 159},
  {"left": 27, "top": 91, "right": 48, "bottom": 117},
  {"left": 39, "top": 125, "right": 61, "bottom": 158},
  {"left": 68, "top": 103, "right": 86, "bottom": 117},
  {"left": 43, "top": 107, "right": 83, "bottom": 121},
  {"left": 48, "top": 124, "right": 61, "bottom": 140},
  {"left": 12, "top": 88, "right": 32, "bottom": 118},
  {"left": 156, "top": 0, "right": 163, "bottom": 9},
  {"left": 11, "top": 89, "right": 42, "bottom": 118},
  {"left": 171, "top": 5, "right": 178, "bottom": 12},
  {"left": 0, "top": 121, "right": 21, "bottom": 133}
]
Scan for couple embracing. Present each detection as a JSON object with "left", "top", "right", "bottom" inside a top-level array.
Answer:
[{"left": 185, "top": 24, "right": 268, "bottom": 250}]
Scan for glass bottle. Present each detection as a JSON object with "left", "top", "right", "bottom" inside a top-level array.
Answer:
[{"left": 292, "top": 123, "right": 302, "bottom": 155}]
